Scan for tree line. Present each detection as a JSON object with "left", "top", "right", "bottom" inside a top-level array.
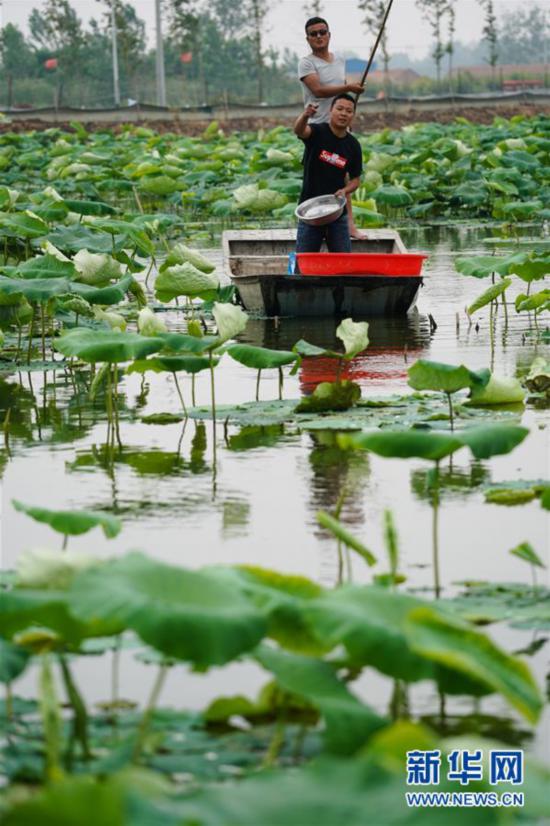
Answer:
[{"left": 0, "top": 0, "right": 547, "bottom": 109}]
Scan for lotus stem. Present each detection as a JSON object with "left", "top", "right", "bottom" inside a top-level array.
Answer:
[
  {"left": 489, "top": 300, "right": 496, "bottom": 372},
  {"left": 144, "top": 255, "right": 156, "bottom": 288},
  {"left": 39, "top": 654, "right": 63, "bottom": 782},
  {"left": 15, "top": 322, "right": 22, "bottom": 361},
  {"left": 172, "top": 372, "right": 187, "bottom": 416},
  {"left": 262, "top": 704, "right": 287, "bottom": 768},
  {"left": 3, "top": 407, "right": 11, "bottom": 454},
  {"left": 445, "top": 392, "right": 454, "bottom": 431},
  {"left": 106, "top": 363, "right": 113, "bottom": 446},
  {"left": 40, "top": 304, "right": 46, "bottom": 361},
  {"left": 255, "top": 369, "right": 261, "bottom": 401},
  {"left": 191, "top": 374, "right": 196, "bottom": 406},
  {"left": 432, "top": 461, "right": 441, "bottom": 599},
  {"left": 111, "top": 636, "right": 121, "bottom": 711},
  {"left": 278, "top": 367, "right": 283, "bottom": 400},
  {"left": 62, "top": 534, "right": 68, "bottom": 551},
  {"left": 113, "top": 364, "right": 122, "bottom": 448},
  {"left": 133, "top": 186, "right": 144, "bottom": 214},
  {"left": 5, "top": 683, "right": 13, "bottom": 726},
  {"left": 58, "top": 653, "right": 91, "bottom": 760},
  {"left": 132, "top": 662, "right": 169, "bottom": 763},
  {"left": 27, "top": 305, "right": 36, "bottom": 364}
]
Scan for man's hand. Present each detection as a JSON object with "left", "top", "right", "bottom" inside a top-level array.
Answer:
[
  {"left": 334, "top": 188, "right": 347, "bottom": 200},
  {"left": 346, "top": 82, "right": 365, "bottom": 95},
  {"left": 304, "top": 102, "right": 319, "bottom": 118}
]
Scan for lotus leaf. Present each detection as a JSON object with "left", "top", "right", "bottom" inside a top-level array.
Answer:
[
  {"left": 0, "top": 639, "right": 30, "bottom": 683},
  {"left": 73, "top": 250, "right": 123, "bottom": 286},
  {"left": 93, "top": 307, "right": 126, "bottom": 331},
  {"left": 524, "top": 357, "right": 550, "bottom": 395},
  {"left": 68, "top": 552, "right": 267, "bottom": 666},
  {"left": 467, "top": 278, "right": 512, "bottom": 315},
  {"left": 296, "top": 380, "right": 361, "bottom": 413},
  {"left": 405, "top": 605, "right": 543, "bottom": 723},
  {"left": 155, "top": 262, "right": 219, "bottom": 301},
  {"left": 509, "top": 542, "right": 545, "bottom": 570},
  {"left": 467, "top": 374, "right": 525, "bottom": 406},
  {"left": 13, "top": 500, "right": 122, "bottom": 538},
  {"left": 16, "top": 547, "right": 101, "bottom": 590},
  {"left": 137, "top": 307, "right": 168, "bottom": 336},
  {"left": 336, "top": 318, "right": 369, "bottom": 359},
  {"left": 213, "top": 302, "right": 248, "bottom": 343},
  {"left": 317, "top": 511, "right": 377, "bottom": 566},
  {"left": 162, "top": 242, "right": 216, "bottom": 274},
  {"left": 14, "top": 254, "right": 76, "bottom": 281},
  {"left": 255, "top": 644, "right": 386, "bottom": 754},
  {"left": 54, "top": 328, "right": 163, "bottom": 363},
  {"left": 226, "top": 343, "right": 297, "bottom": 370}
]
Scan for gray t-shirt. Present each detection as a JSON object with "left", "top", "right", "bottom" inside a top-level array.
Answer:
[{"left": 298, "top": 53, "right": 346, "bottom": 124}]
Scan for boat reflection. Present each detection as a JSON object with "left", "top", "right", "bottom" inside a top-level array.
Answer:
[{"left": 240, "top": 311, "right": 432, "bottom": 393}]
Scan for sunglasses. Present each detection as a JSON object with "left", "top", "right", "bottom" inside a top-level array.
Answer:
[{"left": 307, "top": 28, "right": 329, "bottom": 37}]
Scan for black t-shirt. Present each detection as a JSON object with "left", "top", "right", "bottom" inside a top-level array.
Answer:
[{"left": 299, "top": 123, "right": 363, "bottom": 204}]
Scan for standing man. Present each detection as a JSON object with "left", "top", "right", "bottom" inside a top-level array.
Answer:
[
  {"left": 294, "top": 94, "right": 363, "bottom": 253},
  {"left": 298, "top": 17, "right": 366, "bottom": 239}
]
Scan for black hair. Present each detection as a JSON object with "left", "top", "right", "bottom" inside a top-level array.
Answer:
[
  {"left": 331, "top": 93, "right": 356, "bottom": 110},
  {"left": 305, "top": 17, "right": 329, "bottom": 32}
]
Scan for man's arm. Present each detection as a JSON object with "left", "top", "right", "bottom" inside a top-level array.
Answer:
[
  {"left": 301, "top": 73, "right": 364, "bottom": 99},
  {"left": 294, "top": 104, "right": 318, "bottom": 139},
  {"left": 334, "top": 177, "right": 361, "bottom": 200}
]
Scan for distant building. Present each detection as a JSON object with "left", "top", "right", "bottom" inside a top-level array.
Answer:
[{"left": 450, "top": 63, "right": 547, "bottom": 88}]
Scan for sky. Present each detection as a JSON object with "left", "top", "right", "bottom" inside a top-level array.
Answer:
[{"left": 0, "top": 0, "right": 529, "bottom": 60}]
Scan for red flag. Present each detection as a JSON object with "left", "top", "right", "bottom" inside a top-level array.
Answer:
[
  {"left": 44, "top": 58, "right": 58, "bottom": 70},
  {"left": 180, "top": 52, "right": 193, "bottom": 64}
]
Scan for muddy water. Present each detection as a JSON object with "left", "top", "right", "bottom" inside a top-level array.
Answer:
[{"left": 1, "top": 225, "right": 548, "bottom": 756}]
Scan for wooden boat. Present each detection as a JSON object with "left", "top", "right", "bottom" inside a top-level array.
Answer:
[{"left": 222, "top": 229, "right": 427, "bottom": 318}]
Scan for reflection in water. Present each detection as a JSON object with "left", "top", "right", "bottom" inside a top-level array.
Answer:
[
  {"left": 410, "top": 461, "right": 491, "bottom": 502},
  {"left": 242, "top": 312, "right": 433, "bottom": 394}
]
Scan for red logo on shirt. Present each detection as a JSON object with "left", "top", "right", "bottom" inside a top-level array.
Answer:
[{"left": 319, "top": 149, "right": 347, "bottom": 169}]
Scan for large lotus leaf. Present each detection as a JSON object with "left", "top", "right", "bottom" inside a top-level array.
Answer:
[
  {"left": 455, "top": 253, "right": 525, "bottom": 278},
  {"left": 458, "top": 424, "right": 528, "bottom": 459},
  {"left": 255, "top": 644, "right": 386, "bottom": 754},
  {"left": 407, "top": 359, "right": 475, "bottom": 394},
  {"left": 12, "top": 500, "right": 121, "bottom": 538},
  {"left": 515, "top": 289, "right": 550, "bottom": 313},
  {"left": 0, "top": 210, "right": 49, "bottom": 238},
  {"left": 467, "top": 374, "right": 525, "bottom": 406},
  {"left": 157, "top": 332, "right": 220, "bottom": 354},
  {"left": 212, "top": 302, "right": 248, "bottom": 343},
  {"left": 138, "top": 174, "right": 181, "bottom": 195},
  {"left": 217, "top": 565, "right": 324, "bottom": 654},
  {"left": 155, "top": 262, "right": 219, "bottom": 301},
  {"left": 0, "top": 275, "right": 72, "bottom": 302},
  {"left": 405, "top": 606, "right": 542, "bottom": 723},
  {"left": 525, "top": 357, "right": 550, "bottom": 395},
  {"left": 43, "top": 225, "right": 129, "bottom": 254},
  {"left": 0, "top": 638, "right": 30, "bottom": 683},
  {"left": 15, "top": 254, "right": 77, "bottom": 280},
  {"left": 82, "top": 218, "right": 155, "bottom": 255},
  {"left": 0, "top": 772, "right": 170, "bottom": 826},
  {"left": 68, "top": 552, "right": 267, "bottom": 666},
  {"left": 292, "top": 339, "right": 329, "bottom": 357},
  {"left": 73, "top": 249, "right": 122, "bottom": 286},
  {"left": 511, "top": 254, "right": 550, "bottom": 283},
  {"left": 304, "top": 586, "right": 436, "bottom": 682},
  {"left": 128, "top": 355, "right": 216, "bottom": 375},
  {"left": 372, "top": 185, "right": 413, "bottom": 207},
  {"left": 54, "top": 328, "right": 163, "bottom": 363},
  {"left": 63, "top": 199, "right": 117, "bottom": 216},
  {"left": 70, "top": 274, "right": 134, "bottom": 306},
  {"left": 468, "top": 278, "right": 512, "bottom": 315},
  {"left": 161, "top": 242, "right": 216, "bottom": 274},
  {"left": 226, "top": 343, "right": 297, "bottom": 370},
  {"left": 339, "top": 430, "right": 464, "bottom": 461},
  {"left": 0, "top": 589, "right": 115, "bottom": 644}
]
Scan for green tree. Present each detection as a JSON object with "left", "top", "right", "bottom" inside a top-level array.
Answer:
[
  {"left": 498, "top": 2, "right": 547, "bottom": 64},
  {"left": 246, "top": 0, "right": 268, "bottom": 102},
  {"left": 446, "top": 0, "right": 456, "bottom": 92},
  {"left": 480, "top": 0, "right": 498, "bottom": 86},
  {"left": 97, "top": 1, "right": 146, "bottom": 99},
  {"left": 416, "top": 0, "right": 448, "bottom": 87},
  {"left": 28, "top": 0, "right": 85, "bottom": 101}
]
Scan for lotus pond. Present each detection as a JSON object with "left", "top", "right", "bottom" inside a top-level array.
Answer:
[{"left": 0, "top": 116, "right": 549, "bottom": 824}]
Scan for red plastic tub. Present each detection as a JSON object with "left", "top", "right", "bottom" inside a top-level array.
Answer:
[{"left": 296, "top": 252, "right": 428, "bottom": 277}]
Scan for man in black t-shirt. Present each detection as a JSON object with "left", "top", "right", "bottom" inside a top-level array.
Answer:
[{"left": 294, "top": 93, "right": 363, "bottom": 253}]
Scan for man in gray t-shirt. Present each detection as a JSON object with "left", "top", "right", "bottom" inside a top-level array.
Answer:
[{"left": 298, "top": 17, "right": 366, "bottom": 238}]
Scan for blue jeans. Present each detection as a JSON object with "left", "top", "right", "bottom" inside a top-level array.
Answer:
[{"left": 296, "top": 212, "right": 350, "bottom": 253}]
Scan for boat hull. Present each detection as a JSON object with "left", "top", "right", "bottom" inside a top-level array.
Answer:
[{"left": 232, "top": 273, "right": 423, "bottom": 317}]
